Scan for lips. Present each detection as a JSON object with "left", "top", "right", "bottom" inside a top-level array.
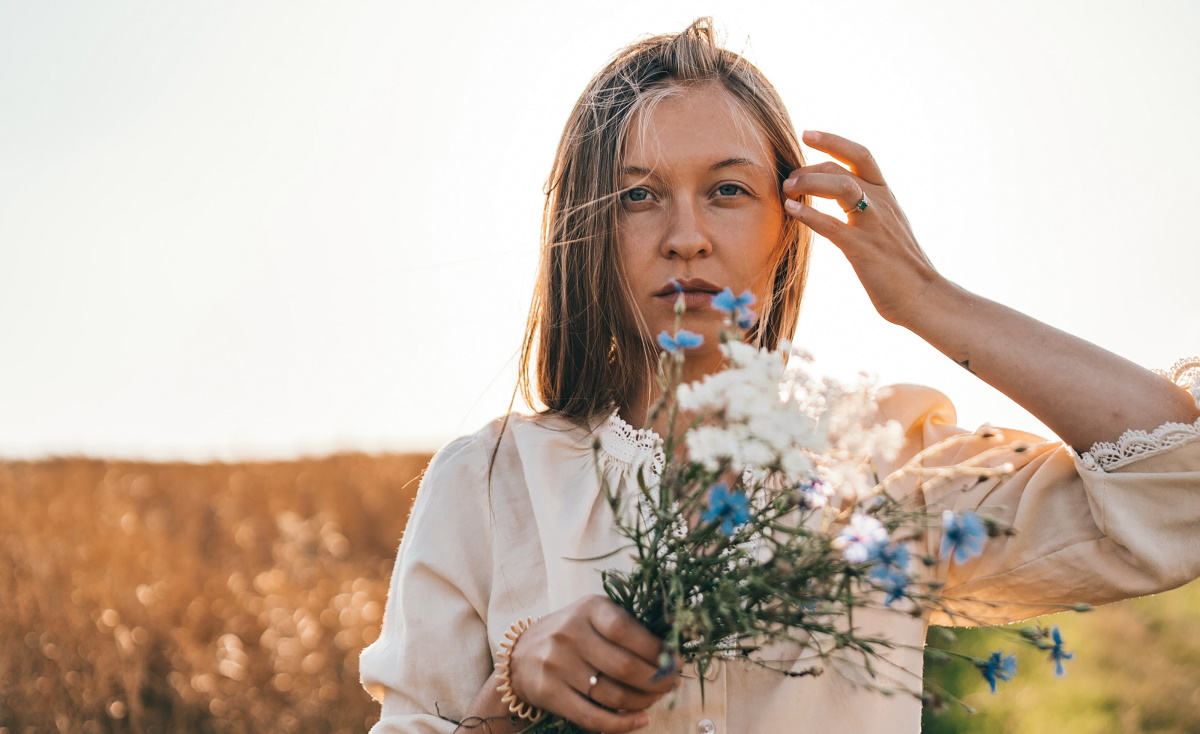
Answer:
[
  {"left": 653, "top": 278, "right": 726, "bottom": 313},
  {"left": 654, "top": 278, "right": 723, "bottom": 297}
]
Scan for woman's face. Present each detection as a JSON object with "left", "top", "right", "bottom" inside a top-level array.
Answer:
[{"left": 618, "top": 82, "right": 785, "bottom": 352}]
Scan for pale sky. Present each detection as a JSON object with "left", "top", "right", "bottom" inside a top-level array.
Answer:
[{"left": 2, "top": 0, "right": 1198, "bottom": 460}]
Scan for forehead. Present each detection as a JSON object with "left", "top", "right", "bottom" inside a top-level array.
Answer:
[{"left": 621, "top": 83, "right": 773, "bottom": 171}]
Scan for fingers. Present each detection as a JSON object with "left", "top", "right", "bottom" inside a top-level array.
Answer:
[
  {"left": 538, "top": 651, "right": 661, "bottom": 733},
  {"left": 581, "top": 642, "right": 673, "bottom": 701},
  {"left": 514, "top": 643, "right": 656, "bottom": 733},
  {"left": 782, "top": 172, "right": 867, "bottom": 215},
  {"left": 801, "top": 130, "right": 886, "bottom": 185},
  {"left": 783, "top": 199, "right": 853, "bottom": 245},
  {"left": 554, "top": 689, "right": 653, "bottom": 734},
  {"left": 586, "top": 596, "right": 667, "bottom": 668},
  {"left": 574, "top": 666, "right": 660, "bottom": 712},
  {"left": 783, "top": 160, "right": 848, "bottom": 180}
]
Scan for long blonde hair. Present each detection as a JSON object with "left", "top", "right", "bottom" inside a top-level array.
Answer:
[{"left": 518, "top": 18, "right": 812, "bottom": 425}]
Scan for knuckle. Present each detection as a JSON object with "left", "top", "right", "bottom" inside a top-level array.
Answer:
[
  {"left": 547, "top": 627, "right": 573, "bottom": 650},
  {"left": 607, "top": 687, "right": 636, "bottom": 710},
  {"left": 581, "top": 594, "right": 607, "bottom": 613},
  {"left": 612, "top": 656, "right": 639, "bottom": 682},
  {"left": 593, "top": 607, "right": 623, "bottom": 637},
  {"left": 627, "top": 689, "right": 660, "bottom": 709},
  {"left": 538, "top": 654, "right": 566, "bottom": 684},
  {"left": 586, "top": 592, "right": 608, "bottom": 605}
]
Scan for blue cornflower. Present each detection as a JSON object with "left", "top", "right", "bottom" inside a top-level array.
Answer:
[
  {"left": 1048, "top": 626, "right": 1073, "bottom": 677},
  {"left": 868, "top": 542, "right": 911, "bottom": 606},
  {"left": 701, "top": 482, "right": 752, "bottom": 536},
  {"left": 939, "top": 509, "right": 987, "bottom": 564},
  {"left": 868, "top": 539, "right": 909, "bottom": 568},
  {"left": 978, "top": 651, "right": 1017, "bottom": 694},
  {"left": 875, "top": 567, "right": 909, "bottom": 606},
  {"left": 656, "top": 329, "right": 704, "bottom": 354},
  {"left": 711, "top": 287, "right": 755, "bottom": 314},
  {"left": 711, "top": 288, "right": 757, "bottom": 328}
]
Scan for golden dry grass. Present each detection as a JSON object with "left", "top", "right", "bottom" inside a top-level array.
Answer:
[{"left": 0, "top": 453, "right": 431, "bottom": 733}]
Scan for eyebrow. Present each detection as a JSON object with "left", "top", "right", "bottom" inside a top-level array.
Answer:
[
  {"left": 619, "top": 158, "right": 769, "bottom": 177},
  {"left": 709, "top": 157, "right": 769, "bottom": 173}
]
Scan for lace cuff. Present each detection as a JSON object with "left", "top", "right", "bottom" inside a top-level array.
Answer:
[{"left": 1078, "top": 357, "right": 1200, "bottom": 472}]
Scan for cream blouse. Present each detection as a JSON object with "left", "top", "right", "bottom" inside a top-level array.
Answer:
[{"left": 361, "top": 362, "right": 1200, "bottom": 734}]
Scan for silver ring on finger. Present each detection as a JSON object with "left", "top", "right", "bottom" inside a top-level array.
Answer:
[
  {"left": 843, "top": 189, "right": 869, "bottom": 214},
  {"left": 586, "top": 672, "right": 601, "bottom": 701}
]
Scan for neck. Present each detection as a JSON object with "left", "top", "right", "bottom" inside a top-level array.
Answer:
[{"left": 620, "top": 346, "right": 727, "bottom": 433}]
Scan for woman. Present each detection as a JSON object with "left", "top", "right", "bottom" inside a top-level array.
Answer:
[{"left": 360, "top": 19, "right": 1200, "bottom": 734}]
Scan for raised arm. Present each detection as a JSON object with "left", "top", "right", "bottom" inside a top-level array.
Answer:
[{"left": 781, "top": 130, "right": 1199, "bottom": 453}]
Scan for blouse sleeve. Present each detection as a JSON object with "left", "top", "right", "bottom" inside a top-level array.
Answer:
[
  {"left": 875, "top": 365, "right": 1200, "bottom": 627},
  {"left": 359, "top": 432, "right": 495, "bottom": 733}
]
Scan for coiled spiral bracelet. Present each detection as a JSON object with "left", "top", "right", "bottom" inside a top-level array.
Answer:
[{"left": 495, "top": 616, "right": 543, "bottom": 721}]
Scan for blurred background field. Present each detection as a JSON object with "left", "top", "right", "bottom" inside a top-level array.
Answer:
[
  {"left": 2, "top": 453, "right": 1199, "bottom": 733},
  {"left": 0, "top": 454, "right": 426, "bottom": 733}
]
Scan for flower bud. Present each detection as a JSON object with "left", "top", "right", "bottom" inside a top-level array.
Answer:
[{"left": 925, "top": 648, "right": 951, "bottom": 664}]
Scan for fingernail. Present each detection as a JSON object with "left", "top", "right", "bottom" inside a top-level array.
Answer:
[
  {"left": 783, "top": 177, "right": 796, "bottom": 189},
  {"left": 636, "top": 713, "right": 650, "bottom": 727},
  {"left": 784, "top": 199, "right": 803, "bottom": 214},
  {"left": 803, "top": 130, "right": 820, "bottom": 142}
]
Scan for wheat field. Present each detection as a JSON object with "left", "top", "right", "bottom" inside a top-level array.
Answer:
[{"left": 0, "top": 453, "right": 428, "bottom": 733}]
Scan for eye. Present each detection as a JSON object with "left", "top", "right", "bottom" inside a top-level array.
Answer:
[
  {"left": 621, "top": 186, "right": 653, "bottom": 203},
  {"left": 715, "top": 183, "right": 748, "bottom": 197}
]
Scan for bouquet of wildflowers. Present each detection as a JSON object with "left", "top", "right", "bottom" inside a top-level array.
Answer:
[{"left": 519, "top": 289, "right": 1080, "bottom": 733}]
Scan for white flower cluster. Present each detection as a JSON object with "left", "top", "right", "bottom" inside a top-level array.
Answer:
[{"left": 676, "top": 341, "right": 904, "bottom": 500}]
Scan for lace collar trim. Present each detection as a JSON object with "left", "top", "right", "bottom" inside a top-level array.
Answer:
[{"left": 596, "top": 410, "right": 665, "bottom": 480}]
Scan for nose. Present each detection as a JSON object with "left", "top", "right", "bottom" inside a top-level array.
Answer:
[{"left": 660, "top": 197, "right": 712, "bottom": 260}]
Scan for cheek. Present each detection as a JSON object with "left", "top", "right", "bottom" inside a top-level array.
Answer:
[
  {"left": 617, "top": 220, "right": 661, "bottom": 270},
  {"left": 616, "top": 224, "right": 657, "bottom": 299},
  {"left": 734, "top": 203, "right": 785, "bottom": 271}
]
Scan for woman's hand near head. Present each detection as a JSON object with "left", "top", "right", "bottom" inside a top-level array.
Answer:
[
  {"left": 781, "top": 130, "right": 943, "bottom": 328},
  {"left": 509, "top": 595, "right": 678, "bottom": 733},
  {"left": 780, "top": 130, "right": 1200, "bottom": 451}
]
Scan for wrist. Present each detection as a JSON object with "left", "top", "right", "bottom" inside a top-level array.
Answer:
[
  {"left": 456, "top": 670, "right": 529, "bottom": 734},
  {"left": 495, "top": 616, "right": 543, "bottom": 721},
  {"left": 893, "top": 276, "right": 969, "bottom": 337}
]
